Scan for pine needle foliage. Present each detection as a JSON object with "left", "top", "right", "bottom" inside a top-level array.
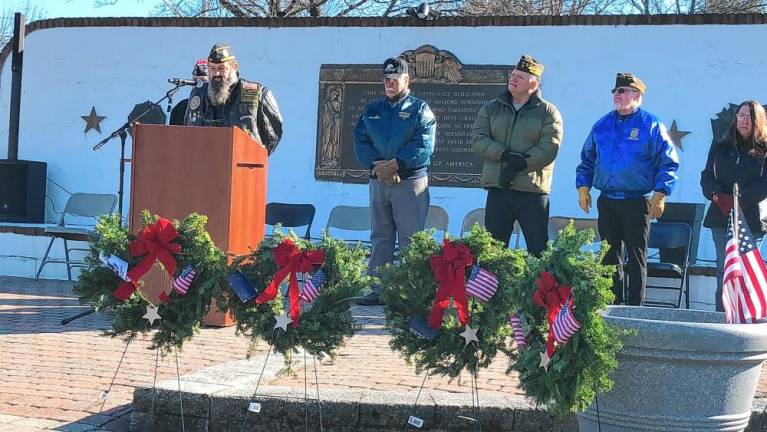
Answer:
[
  {"left": 220, "top": 230, "right": 368, "bottom": 362},
  {"left": 381, "top": 225, "right": 526, "bottom": 377},
  {"left": 509, "top": 222, "right": 623, "bottom": 413},
  {"left": 73, "top": 211, "right": 228, "bottom": 353}
]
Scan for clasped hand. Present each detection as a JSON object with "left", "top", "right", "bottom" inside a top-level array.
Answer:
[{"left": 372, "top": 159, "right": 400, "bottom": 185}]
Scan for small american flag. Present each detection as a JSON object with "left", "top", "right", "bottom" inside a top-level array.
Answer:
[
  {"left": 466, "top": 264, "right": 498, "bottom": 303},
  {"left": 301, "top": 270, "right": 326, "bottom": 303},
  {"left": 172, "top": 266, "right": 196, "bottom": 295},
  {"left": 509, "top": 312, "right": 527, "bottom": 349},
  {"left": 723, "top": 204, "right": 767, "bottom": 324},
  {"left": 551, "top": 298, "right": 581, "bottom": 344}
]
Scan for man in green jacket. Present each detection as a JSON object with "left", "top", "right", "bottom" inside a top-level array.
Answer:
[{"left": 471, "top": 55, "right": 563, "bottom": 256}]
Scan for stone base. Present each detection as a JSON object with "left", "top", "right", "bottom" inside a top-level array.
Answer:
[{"left": 127, "top": 357, "right": 767, "bottom": 432}]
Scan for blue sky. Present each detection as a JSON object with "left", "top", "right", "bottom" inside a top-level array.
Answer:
[{"left": 17, "top": 0, "right": 155, "bottom": 19}]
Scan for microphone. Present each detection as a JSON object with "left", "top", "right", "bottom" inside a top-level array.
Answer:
[{"left": 168, "top": 78, "right": 203, "bottom": 88}]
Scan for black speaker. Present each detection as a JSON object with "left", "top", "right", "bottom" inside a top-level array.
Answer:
[{"left": 0, "top": 160, "right": 47, "bottom": 223}]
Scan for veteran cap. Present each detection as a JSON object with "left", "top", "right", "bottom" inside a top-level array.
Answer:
[
  {"left": 208, "top": 43, "right": 236, "bottom": 64},
  {"left": 516, "top": 55, "right": 544, "bottom": 78},
  {"left": 383, "top": 57, "right": 409, "bottom": 78},
  {"left": 192, "top": 59, "right": 208, "bottom": 77},
  {"left": 614, "top": 73, "right": 646, "bottom": 94}
]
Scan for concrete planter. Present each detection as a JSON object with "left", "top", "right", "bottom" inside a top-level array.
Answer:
[{"left": 578, "top": 306, "right": 767, "bottom": 432}]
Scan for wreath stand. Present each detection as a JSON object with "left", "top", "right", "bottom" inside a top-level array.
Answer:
[{"left": 239, "top": 288, "right": 325, "bottom": 432}]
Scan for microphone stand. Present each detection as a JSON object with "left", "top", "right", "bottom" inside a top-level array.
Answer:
[
  {"left": 61, "top": 303, "right": 115, "bottom": 325},
  {"left": 93, "top": 84, "right": 185, "bottom": 222}
]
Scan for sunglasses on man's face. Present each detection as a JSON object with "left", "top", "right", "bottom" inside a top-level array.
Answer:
[{"left": 611, "top": 87, "right": 637, "bottom": 95}]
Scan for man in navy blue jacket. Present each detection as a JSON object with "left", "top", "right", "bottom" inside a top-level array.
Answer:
[
  {"left": 576, "top": 73, "right": 679, "bottom": 306},
  {"left": 354, "top": 57, "right": 437, "bottom": 306}
]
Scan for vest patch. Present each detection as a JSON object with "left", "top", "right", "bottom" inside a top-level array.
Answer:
[{"left": 189, "top": 95, "right": 201, "bottom": 111}]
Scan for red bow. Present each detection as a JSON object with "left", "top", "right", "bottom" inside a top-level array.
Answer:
[
  {"left": 533, "top": 271, "right": 572, "bottom": 356},
  {"left": 113, "top": 218, "right": 181, "bottom": 301},
  {"left": 427, "top": 240, "right": 475, "bottom": 330},
  {"left": 255, "top": 239, "right": 325, "bottom": 328}
]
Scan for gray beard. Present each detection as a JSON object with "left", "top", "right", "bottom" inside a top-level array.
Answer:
[{"left": 207, "top": 78, "right": 236, "bottom": 106}]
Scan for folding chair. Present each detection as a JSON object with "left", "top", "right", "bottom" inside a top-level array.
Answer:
[
  {"left": 265, "top": 202, "right": 316, "bottom": 240},
  {"left": 460, "top": 208, "right": 486, "bottom": 236},
  {"left": 425, "top": 205, "right": 449, "bottom": 241},
  {"left": 325, "top": 205, "right": 372, "bottom": 246},
  {"left": 36, "top": 193, "right": 118, "bottom": 281},
  {"left": 548, "top": 216, "right": 601, "bottom": 253},
  {"left": 642, "top": 222, "right": 693, "bottom": 308},
  {"left": 459, "top": 208, "right": 521, "bottom": 248}
]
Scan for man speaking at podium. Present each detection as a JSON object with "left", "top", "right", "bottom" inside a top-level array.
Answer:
[{"left": 184, "top": 43, "right": 284, "bottom": 155}]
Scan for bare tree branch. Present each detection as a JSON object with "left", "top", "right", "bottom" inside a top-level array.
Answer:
[
  {"left": 94, "top": 0, "right": 767, "bottom": 19},
  {"left": 1, "top": 1, "right": 47, "bottom": 47}
]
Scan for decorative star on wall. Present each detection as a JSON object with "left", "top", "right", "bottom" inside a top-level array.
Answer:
[
  {"left": 81, "top": 106, "right": 106, "bottom": 133},
  {"left": 668, "top": 120, "right": 691, "bottom": 151}
]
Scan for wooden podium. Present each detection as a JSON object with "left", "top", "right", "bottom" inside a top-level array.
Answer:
[{"left": 130, "top": 124, "right": 268, "bottom": 325}]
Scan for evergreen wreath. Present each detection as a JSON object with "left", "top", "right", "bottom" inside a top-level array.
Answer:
[
  {"left": 508, "top": 222, "right": 623, "bottom": 413},
  {"left": 381, "top": 226, "right": 526, "bottom": 377},
  {"left": 74, "top": 211, "right": 228, "bottom": 352},
  {"left": 221, "top": 230, "right": 368, "bottom": 361}
]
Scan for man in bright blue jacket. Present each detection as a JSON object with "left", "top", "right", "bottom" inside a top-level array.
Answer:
[
  {"left": 354, "top": 57, "right": 436, "bottom": 306},
  {"left": 576, "top": 73, "right": 679, "bottom": 306}
]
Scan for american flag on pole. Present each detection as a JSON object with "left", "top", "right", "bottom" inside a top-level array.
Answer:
[
  {"left": 466, "top": 264, "right": 499, "bottom": 302},
  {"left": 301, "top": 270, "right": 326, "bottom": 303},
  {"left": 551, "top": 298, "right": 581, "bottom": 344},
  {"left": 509, "top": 311, "right": 527, "bottom": 349},
  {"left": 722, "top": 203, "right": 767, "bottom": 324},
  {"left": 172, "top": 266, "right": 196, "bottom": 295}
]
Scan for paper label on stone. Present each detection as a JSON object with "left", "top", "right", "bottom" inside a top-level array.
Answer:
[
  {"left": 408, "top": 416, "right": 424, "bottom": 428},
  {"left": 248, "top": 402, "right": 261, "bottom": 413}
]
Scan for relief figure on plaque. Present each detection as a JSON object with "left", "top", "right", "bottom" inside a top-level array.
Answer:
[
  {"left": 320, "top": 85, "right": 343, "bottom": 168},
  {"left": 434, "top": 53, "right": 462, "bottom": 84}
]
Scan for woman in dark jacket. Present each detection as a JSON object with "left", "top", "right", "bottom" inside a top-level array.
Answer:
[{"left": 700, "top": 100, "right": 767, "bottom": 312}]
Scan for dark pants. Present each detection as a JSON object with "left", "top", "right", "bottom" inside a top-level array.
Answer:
[
  {"left": 597, "top": 196, "right": 650, "bottom": 306},
  {"left": 368, "top": 177, "right": 430, "bottom": 295},
  {"left": 485, "top": 188, "right": 549, "bottom": 256}
]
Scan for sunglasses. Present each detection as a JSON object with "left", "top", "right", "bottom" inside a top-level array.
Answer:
[{"left": 611, "top": 88, "right": 637, "bottom": 95}]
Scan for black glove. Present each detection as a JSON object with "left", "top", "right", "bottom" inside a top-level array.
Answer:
[
  {"left": 498, "top": 151, "right": 528, "bottom": 187},
  {"left": 500, "top": 150, "right": 528, "bottom": 171}
]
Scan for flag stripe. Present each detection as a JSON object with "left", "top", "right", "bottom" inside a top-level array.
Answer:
[
  {"left": 466, "top": 265, "right": 498, "bottom": 303},
  {"left": 722, "top": 203, "right": 767, "bottom": 324},
  {"left": 172, "top": 267, "right": 196, "bottom": 295},
  {"left": 300, "top": 270, "right": 326, "bottom": 303},
  {"left": 745, "top": 254, "right": 767, "bottom": 310},
  {"left": 551, "top": 299, "right": 581, "bottom": 344},
  {"left": 509, "top": 313, "right": 527, "bottom": 349}
]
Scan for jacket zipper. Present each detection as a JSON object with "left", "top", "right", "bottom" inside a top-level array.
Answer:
[{"left": 506, "top": 105, "right": 522, "bottom": 149}]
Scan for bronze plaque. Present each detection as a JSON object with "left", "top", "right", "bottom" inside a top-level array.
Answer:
[{"left": 315, "top": 45, "right": 513, "bottom": 188}]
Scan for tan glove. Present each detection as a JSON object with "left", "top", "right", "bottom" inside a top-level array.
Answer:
[
  {"left": 650, "top": 192, "right": 666, "bottom": 219},
  {"left": 372, "top": 159, "right": 400, "bottom": 185},
  {"left": 578, "top": 187, "right": 592, "bottom": 214}
]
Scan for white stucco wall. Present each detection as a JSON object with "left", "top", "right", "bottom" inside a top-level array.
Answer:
[{"left": 0, "top": 21, "right": 763, "bottom": 306}]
